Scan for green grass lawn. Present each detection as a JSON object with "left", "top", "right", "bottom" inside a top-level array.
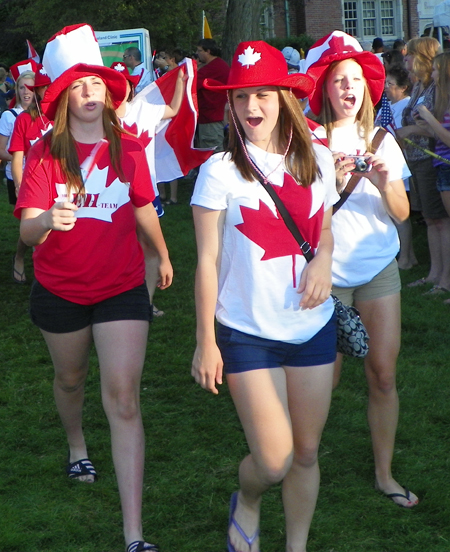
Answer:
[{"left": 1, "top": 177, "right": 449, "bottom": 552}]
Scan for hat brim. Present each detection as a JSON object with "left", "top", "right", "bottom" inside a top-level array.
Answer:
[
  {"left": 41, "top": 63, "right": 127, "bottom": 120},
  {"left": 25, "top": 80, "right": 51, "bottom": 91},
  {"left": 307, "top": 51, "right": 385, "bottom": 115},
  {"left": 204, "top": 73, "right": 315, "bottom": 99}
]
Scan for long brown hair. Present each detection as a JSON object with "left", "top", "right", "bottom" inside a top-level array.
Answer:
[
  {"left": 227, "top": 88, "right": 320, "bottom": 187},
  {"left": 407, "top": 37, "right": 441, "bottom": 87},
  {"left": 432, "top": 52, "right": 450, "bottom": 122},
  {"left": 44, "top": 86, "right": 128, "bottom": 197},
  {"left": 318, "top": 60, "right": 375, "bottom": 151}
]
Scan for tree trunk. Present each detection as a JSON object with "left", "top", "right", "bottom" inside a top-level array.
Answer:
[{"left": 222, "top": 0, "right": 265, "bottom": 64}]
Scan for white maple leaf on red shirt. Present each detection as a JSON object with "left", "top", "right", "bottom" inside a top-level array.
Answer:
[
  {"left": 238, "top": 46, "right": 261, "bottom": 68},
  {"left": 55, "top": 164, "right": 130, "bottom": 223}
]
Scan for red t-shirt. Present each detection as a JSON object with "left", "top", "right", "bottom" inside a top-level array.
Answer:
[
  {"left": 15, "top": 134, "right": 155, "bottom": 305},
  {"left": 9, "top": 112, "right": 52, "bottom": 156},
  {"left": 197, "top": 57, "right": 230, "bottom": 124}
]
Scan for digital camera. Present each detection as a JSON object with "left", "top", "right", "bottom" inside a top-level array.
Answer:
[{"left": 344, "top": 155, "right": 372, "bottom": 173}]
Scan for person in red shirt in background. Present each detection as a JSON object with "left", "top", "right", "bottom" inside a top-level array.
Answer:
[
  {"left": 196, "top": 39, "right": 230, "bottom": 150},
  {"left": 9, "top": 64, "right": 52, "bottom": 284},
  {"left": 10, "top": 64, "right": 52, "bottom": 194}
]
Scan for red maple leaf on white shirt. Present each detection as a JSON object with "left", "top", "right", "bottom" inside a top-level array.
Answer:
[{"left": 235, "top": 173, "right": 323, "bottom": 286}]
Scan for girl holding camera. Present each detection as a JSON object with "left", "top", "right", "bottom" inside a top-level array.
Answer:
[{"left": 306, "top": 31, "right": 418, "bottom": 508}]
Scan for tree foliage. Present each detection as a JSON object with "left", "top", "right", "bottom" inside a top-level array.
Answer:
[{"left": 0, "top": 0, "right": 226, "bottom": 66}]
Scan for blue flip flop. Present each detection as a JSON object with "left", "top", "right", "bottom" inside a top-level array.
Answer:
[{"left": 227, "top": 491, "right": 259, "bottom": 552}]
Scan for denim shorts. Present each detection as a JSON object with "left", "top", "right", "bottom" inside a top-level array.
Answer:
[
  {"left": 436, "top": 165, "right": 450, "bottom": 193},
  {"left": 30, "top": 281, "right": 152, "bottom": 334},
  {"left": 216, "top": 314, "right": 337, "bottom": 374}
]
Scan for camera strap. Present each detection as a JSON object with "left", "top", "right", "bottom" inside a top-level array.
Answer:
[{"left": 333, "top": 128, "right": 387, "bottom": 215}]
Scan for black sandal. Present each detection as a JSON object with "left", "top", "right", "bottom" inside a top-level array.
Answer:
[
  {"left": 127, "top": 542, "right": 159, "bottom": 552},
  {"left": 66, "top": 457, "right": 98, "bottom": 482}
]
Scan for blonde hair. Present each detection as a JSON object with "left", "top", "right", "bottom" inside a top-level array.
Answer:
[
  {"left": 407, "top": 37, "right": 441, "bottom": 86},
  {"left": 318, "top": 60, "right": 375, "bottom": 151},
  {"left": 15, "top": 71, "right": 35, "bottom": 108},
  {"left": 44, "top": 85, "right": 128, "bottom": 197},
  {"left": 227, "top": 88, "right": 320, "bottom": 187},
  {"left": 432, "top": 52, "right": 450, "bottom": 122}
]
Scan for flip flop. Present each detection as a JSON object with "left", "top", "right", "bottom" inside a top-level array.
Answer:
[
  {"left": 407, "top": 277, "right": 429, "bottom": 288},
  {"left": 152, "top": 305, "right": 165, "bottom": 317},
  {"left": 12, "top": 255, "right": 26, "bottom": 284},
  {"left": 423, "top": 285, "right": 450, "bottom": 296},
  {"left": 227, "top": 492, "right": 259, "bottom": 552},
  {"left": 384, "top": 486, "right": 419, "bottom": 508}
]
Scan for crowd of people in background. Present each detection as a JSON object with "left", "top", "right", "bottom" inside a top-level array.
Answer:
[{"left": 1, "top": 21, "right": 449, "bottom": 552}]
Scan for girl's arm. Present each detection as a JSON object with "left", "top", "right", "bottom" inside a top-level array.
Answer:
[
  {"left": 11, "top": 150, "right": 24, "bottom": 196},
  {"left": 162, "top": 69, "right": 186, "bottom": 120},
  {"left": 134, "top": 202, "right": 173, "bottom": 289},
  {"left": 191, "top": 205, "right": 225, "bottom": 394},
  {"left": 396, "top": 124, "right": 433, "bottom": 139},
  {"left": 297, "top": 207, "right": 334, "bottom": 310},
  {"left": 364, "top": 154, "right": 409, "bottom": 223},
  {"left": 20, "top": 202, "right": 79, "bottom": 246},
  {"left": 0, "top": 134, "right": 12, "bottom": 162},
  {"left": 415, "top": 104, "right": 450, "bottom": 147}
]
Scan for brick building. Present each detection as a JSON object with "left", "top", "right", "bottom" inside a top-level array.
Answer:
[{"left": 263, "top": 0, "right": 421, "bottom": 44}]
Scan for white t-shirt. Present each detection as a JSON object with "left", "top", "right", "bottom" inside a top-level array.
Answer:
[
  {"left": 0, "top": 106, "right": 24, "bottom": 179},
  {"left": 191, "top": 141, "right": 340, "bottom": 343},
  {"left": 330, "top": 124, "right": 408, "bottom": 287},
  {"left": 119, "top": 100, "right": 165, "bottom": 196}
]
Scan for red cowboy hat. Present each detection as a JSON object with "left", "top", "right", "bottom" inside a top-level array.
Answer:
[
  {"left": 204, "top": 40, "right": 314, "bottom": 99},
  {"left": 305, "top": 31, "right": 385, "bottom": 115},
  {"left": 110, "top": 61, "right": 141, "bottom": 88},
  {"left": 41, "top": 24, "right": 127, "bottom": 120}
]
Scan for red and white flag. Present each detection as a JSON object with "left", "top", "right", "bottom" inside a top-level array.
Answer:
[
  {"left": 135, "top": 57, "right": 213, "bottom": 183},
  {"left": 26, "top": 40, "right": 40, "bottom": 63}
]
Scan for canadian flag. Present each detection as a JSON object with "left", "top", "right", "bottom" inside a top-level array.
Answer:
[
  {"left": 26, "top": 40, "right": 40, "bottom": 63},
  {"left": 134, "top": 57, "right": 213, "bottom": 183}
]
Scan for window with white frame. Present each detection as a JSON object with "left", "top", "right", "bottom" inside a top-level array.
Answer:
[{"left": 343, "top": 0, "right": 399, "bottom": 39}]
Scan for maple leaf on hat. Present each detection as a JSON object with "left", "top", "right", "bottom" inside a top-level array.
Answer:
[
  {"left": 322, "top": 34, "right": 358, "bottom": 59},
  {"left": 238, "top": 46, "right": 261, "bottom": 68},
  {"left": 115, "top": 63, "right": 126, "bottom": 72}
]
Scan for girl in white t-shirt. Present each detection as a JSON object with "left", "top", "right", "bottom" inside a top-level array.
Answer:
[
  {"left": 306, "top": 31, "right": 418, "bottom": 508},
  {"left": 191, "top": 41, "right": 338, "bottom": 552}
]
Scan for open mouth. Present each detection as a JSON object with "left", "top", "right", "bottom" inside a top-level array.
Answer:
[
  {"left": 246, "top": 117, "right": 263, "bottom": 127},
  {"left": 344, "top": 94, "right": 356, "bottom": 107}
]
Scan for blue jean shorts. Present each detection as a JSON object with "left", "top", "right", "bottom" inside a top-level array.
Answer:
[
  {"left": 216, "top": 314, "right": 337, "bottom": 374},
  {"left": 436, "top": 165, "right": 450, "bottom": 193}
]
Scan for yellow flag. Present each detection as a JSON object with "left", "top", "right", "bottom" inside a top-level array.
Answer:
[{"left": 203, "top": 12, "right": 212, "bottom": 39}]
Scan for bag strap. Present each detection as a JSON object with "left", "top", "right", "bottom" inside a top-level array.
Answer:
[
  {"left": 251, "top": 166, "right": 314, "bottom": 263},
  {"left": 332, "top": 127, "right": 387, "bottom": 214}
]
